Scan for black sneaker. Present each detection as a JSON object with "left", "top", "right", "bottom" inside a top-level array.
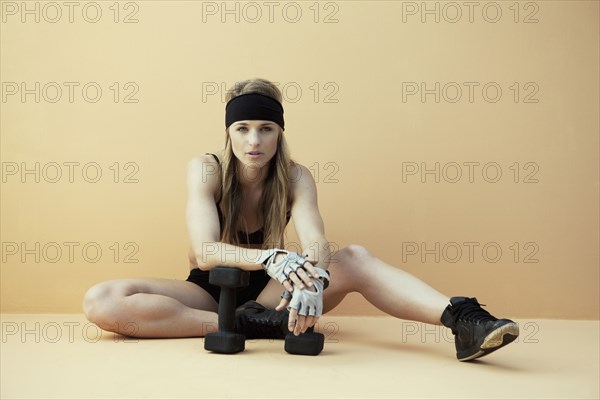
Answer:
[
  {"left": 234, "top": 301, "right": 290, "bottom": 340},
  {"left": 441, "top": 296, "right": 519, "bottom": 361}
]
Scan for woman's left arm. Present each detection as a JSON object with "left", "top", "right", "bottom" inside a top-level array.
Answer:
[
  {"left": 275, "top": 163, "right": 331, "bottom": 331},
  {"left": 290, "top": 163, "right": 331, "bottom": 271}
]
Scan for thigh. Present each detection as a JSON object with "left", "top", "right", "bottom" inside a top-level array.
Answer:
[
  {"left": 97, "top": 277, "right": 218, "bottom": 312},
  {"left": 255, "top": 278, "right": 285, "bottom": 308}
]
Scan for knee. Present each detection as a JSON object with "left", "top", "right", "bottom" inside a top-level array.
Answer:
[
  {"left": 333, "top": 244, "right": 373, "bottom": 273},
  {"left": 82, "top": 281, "right": 130, "bottom": 330},
  {"left": 327, "top": 245, "right": 372, "bottom": 291},
  {"left": 338, "top": 244, "right": 372, "bottom": 263}
]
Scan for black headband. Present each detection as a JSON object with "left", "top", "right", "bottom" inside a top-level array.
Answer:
[{"left": 225, "top": 92, "right": 285, "bottom": 131}]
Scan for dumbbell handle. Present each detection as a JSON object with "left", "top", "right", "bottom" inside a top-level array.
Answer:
[
  {"left": 208, "top": 266, "right": 249, "bottom": 333},
  {"left": 217, "top": 287, "right": 237, "bottom": 332}
]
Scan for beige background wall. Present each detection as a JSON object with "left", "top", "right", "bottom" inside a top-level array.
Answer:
[{"left": 1, "top": 1, "right": 598, "bottom": 318}]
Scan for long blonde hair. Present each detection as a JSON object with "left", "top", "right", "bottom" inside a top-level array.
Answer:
[{"left": 218, "top": 78, "right": 295, "bottom": 249}]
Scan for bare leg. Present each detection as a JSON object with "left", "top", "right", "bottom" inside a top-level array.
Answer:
[
  {"left": 321, "top": 245, "right": 450, "bottom": 325},
  {"left": 83, "top": 278, "right": 219, "bottom": 338}
]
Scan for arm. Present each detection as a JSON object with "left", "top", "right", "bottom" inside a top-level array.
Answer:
[
  {"left": 290, "top": 164, "right": 331, "bottom": 271},
  {"left": 275, "top": 163, "right": 331, "bottom": 334},
  {"left": 185, "top": 155, "right": 265, "bottom": 271}
]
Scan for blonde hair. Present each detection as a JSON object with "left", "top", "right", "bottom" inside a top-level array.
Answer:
[{"left": 218, "top": 78, "right": 295, "bottom": 249}]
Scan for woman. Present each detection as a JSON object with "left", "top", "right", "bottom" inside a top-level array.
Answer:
[{"left": 83, "top": 78, "right": 519, "bottom": 361}]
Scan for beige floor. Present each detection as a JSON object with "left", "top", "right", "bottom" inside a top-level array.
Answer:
[{"left": 1, "top": 314, "right": 598, "bottom": 399}]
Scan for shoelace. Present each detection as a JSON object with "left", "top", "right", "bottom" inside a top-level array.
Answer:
[
  {"left": 237, "top": 305, "right": 288, "bottom": 338},
  {"left": 454, "top": 299, "right": 497, "bottom": 324}
]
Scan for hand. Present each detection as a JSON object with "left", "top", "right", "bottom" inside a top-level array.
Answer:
[
  {"left": 255, "top": 249, "right": 321, "bottom": 292},
  {"left": 274, "top": 254, "right": 320, "bottom": 292},
  {"left": 276, "top": 267, "right": 330, "bottom": 336}
]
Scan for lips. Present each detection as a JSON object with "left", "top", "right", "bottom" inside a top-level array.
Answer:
[{"left": 247, "top": 152, "right": 262, "bottom": 155}]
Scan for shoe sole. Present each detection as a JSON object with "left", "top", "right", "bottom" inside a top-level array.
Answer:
[{"left": 458, "top": 322, "right": 520, "bottom": 362}]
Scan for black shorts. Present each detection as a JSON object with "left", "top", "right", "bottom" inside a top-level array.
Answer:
[{"left": 186, "top": 268, "right": 272, "bottom": 308}]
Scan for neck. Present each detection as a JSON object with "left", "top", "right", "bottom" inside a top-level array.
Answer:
[{"left": 237, "top": 163, "right": 269, "bottom": 190}]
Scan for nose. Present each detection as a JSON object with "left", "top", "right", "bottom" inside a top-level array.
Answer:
[{"left": 248, "top": 129, "right": 260, "bottom": 145}]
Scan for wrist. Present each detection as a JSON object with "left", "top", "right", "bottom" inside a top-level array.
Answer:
[
  {"left": 254, "top": 248, "right": 287, "bottom": 268},
  {"left": 255, "top": 249, "right": 275, "bottom": 267},
  {"left": 313, "top": 267, "right": 330, "bottom": 289}
]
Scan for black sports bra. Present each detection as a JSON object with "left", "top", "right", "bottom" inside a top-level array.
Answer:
[{"left": 205, "top": 153, "right": 291, "bottom": 245}]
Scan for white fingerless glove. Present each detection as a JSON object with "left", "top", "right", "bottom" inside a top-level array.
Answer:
[
  {"left": 283, "top": 267, "right": 330, "bottom": 317},
  {"left": 254, "top": 248, "right": 307, "bottom": 285}
]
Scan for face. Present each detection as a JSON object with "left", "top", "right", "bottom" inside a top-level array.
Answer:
[{"left": 228, "top": 120, "right": 280, "bottom": 168}]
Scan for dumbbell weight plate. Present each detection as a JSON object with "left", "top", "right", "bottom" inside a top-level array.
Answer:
[
  {"left": 205, "top": 331, "right": 246, "bottom": 354},
  {"left": 285, "top": 331, "right": 324, "bottom": 356}
]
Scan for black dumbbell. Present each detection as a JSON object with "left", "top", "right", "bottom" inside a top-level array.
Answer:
[
  {"left": 204, "top": 267, "right": 249, "bottom": 354},
  {"left": 285, "top": 326, "right": 325, "bottom": 356}
]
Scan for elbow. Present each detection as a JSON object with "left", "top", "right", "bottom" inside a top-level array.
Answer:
[
  {"left": 196, "top": 258, "right": 213, "bottom": 271},
  {"left": 192, "top": 242, "right": 220, "bottom": 271},
  {"left": 194, "top": 253, "right": 214, "bottom": 271}
]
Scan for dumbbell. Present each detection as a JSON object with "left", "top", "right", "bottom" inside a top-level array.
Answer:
[
  {"left": 285, "top": 325, "right": 325, "bottom": 356},
  {"left": 204, "top": 267, "right": 249, "bottom": 354}
]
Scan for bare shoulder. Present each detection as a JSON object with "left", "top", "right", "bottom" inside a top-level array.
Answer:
[
  {"left": 186, "top": 152, "right": 222, "bottom": 197},
  {"left": 188, "top": 153, "right": 216, "bottom": 166},
  {"left": 188, "top": 150, "right": 224, "bottom": 172},
  {"left": 290, "top": 162, "right": 317, "bottom": 200},
  {"left": 291, "top": 162, "right": 316, "bottom": 186}
]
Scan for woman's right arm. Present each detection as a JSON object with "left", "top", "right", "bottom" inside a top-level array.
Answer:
[{"left": 185, "top": 155, "right": 266, "bottom": 271}]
